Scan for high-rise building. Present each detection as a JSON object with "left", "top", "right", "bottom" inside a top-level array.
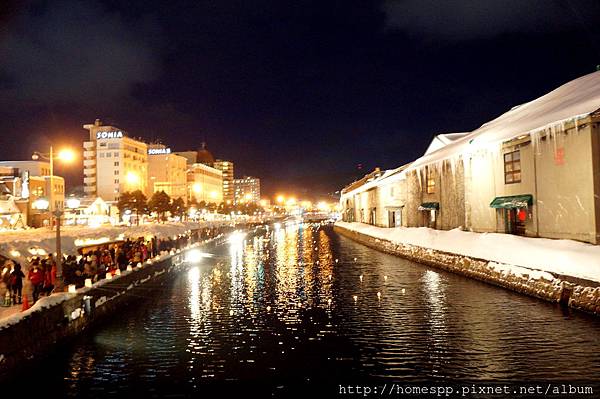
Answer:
[
  {"left": 188, "top": 163, "right": 223, "bottom": 204},
  {"left": 174, "top": 142, "right": 232, "bottom": 204},
  {"left": 83, "top": 119, "right": 148, "bottom": 202},
  {"left": 147, "top": 144, "right": 188, "bottom": 201},
  {"left": 213, "top": 159, "right": 234, "bottom": 204},
  {"left": 233, "top": 176, "right": 260, "bottom": 204}
]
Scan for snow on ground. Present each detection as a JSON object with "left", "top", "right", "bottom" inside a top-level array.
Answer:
[
  {"left": 336, "top": 221, "right": 600, "bottom": 283},
  {"left": 0, "top": 239, "right": 210, "bottom": 329},
  {"left": 0, "top": 221, "right": 226, "bottom": 265},
  {"left": 0, "top": 292, "right": 73, "bottom": 330}
]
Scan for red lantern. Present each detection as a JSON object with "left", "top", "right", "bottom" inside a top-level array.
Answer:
[{"left": 518, "top": 209, "right": 527, "bottom": 222}]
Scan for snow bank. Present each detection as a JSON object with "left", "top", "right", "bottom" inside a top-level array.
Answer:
[
  {"left": 336, "top": 221, "right": 600, "bottom": 283},
  {"left": 0, "top": 221, "right": 225, "bottom": 265},
  {"left": 0, "top": 292, "right": 73, "bottom": 330}
]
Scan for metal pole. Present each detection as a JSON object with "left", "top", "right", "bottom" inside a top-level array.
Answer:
[
  {"left": 49, "top": 147, "right": 64, "bottom": 291},
  {"left": 49, "top": 146, "right": 53, "bottom": 212},
  {"left": 54, "top": 209, "right": 63, "bottom": 292}
]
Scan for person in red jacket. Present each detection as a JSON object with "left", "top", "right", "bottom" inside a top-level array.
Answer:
[
  {"left": 42, "top": 259, "right": 57, "bottom": 295},
  {"left": 28, "top": 259, "right": 44, "bottom": 302}
]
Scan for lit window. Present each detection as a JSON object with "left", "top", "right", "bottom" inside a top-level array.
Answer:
[
  {"left": 426, "top": 166, "right": 435, "bottom": 194},
  {"left": 504, "top": 150, "right": 521, "bottom": 184}
]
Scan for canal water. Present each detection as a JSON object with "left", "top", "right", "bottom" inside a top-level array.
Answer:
[{"left": 18, "top": 223, "right": 600, "bottom": 397}]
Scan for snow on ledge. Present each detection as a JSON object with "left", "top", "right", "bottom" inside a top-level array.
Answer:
[{"left": 335, "top": 221, "right": 600, "bottom": 283}]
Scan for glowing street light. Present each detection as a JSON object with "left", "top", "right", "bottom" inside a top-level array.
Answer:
[
  {"left": 56, "top": 148, "right": 76, "bottom": 163},
  {"left": 193, "top": 183, "right": 202, "bottom": 193},
  {"left": 317, "top": 201, "right": 329, "bottom": 211},
  {"left": 126, "top": 171, "right": 140, "bottom": 185},
  {"left": 32, "top": 198, "right": 50, "bottom": 210},
  {"left": 66, "top": 197, "right": 81, "bottom": 209},
  {"left": 30, "top": 146, "right": 76, "bottom": 293},
  {"left": 276, "top": 195, "right": 285, "bottom": 204}
]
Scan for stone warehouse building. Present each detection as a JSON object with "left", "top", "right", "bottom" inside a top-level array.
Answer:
[{"left": 340, "top": 71, "right": 600, "bottom": 244}]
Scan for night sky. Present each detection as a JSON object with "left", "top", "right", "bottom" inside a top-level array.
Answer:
[{"left": 1, "top": 0, "right": 599, "bottom": 199}]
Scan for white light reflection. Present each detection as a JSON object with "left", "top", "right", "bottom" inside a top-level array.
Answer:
[
  {"left": 186, "top": 249, "right": 211, "bottom": 263},
  {"left": 424, "top": 270, "right": 445, "bottom": 326},
  {"left": 423, "top": 270, "right": 448, "bottom": 374},
  {"left": 228, "top": 230, "right": 247, "bottom": 245},
  {"left": 188, "top": 267, "right": 201, "bottom": 320}
]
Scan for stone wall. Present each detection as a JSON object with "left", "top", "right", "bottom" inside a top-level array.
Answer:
[
  {"left": 0, "top": 241, "right": 212, "bottom": 382},
  {"left": 334, "top": 224, "right": 600, "bottom": 317}
]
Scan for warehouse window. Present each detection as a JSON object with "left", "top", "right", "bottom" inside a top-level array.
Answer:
[
  {"left": 426, "top": 166, "right": 435, "bottom": 194},
  {"left": 504, "top": 150, "right": 521, "bottom": 184}
]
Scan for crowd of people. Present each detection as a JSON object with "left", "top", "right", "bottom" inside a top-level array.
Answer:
[{"left": 1, "top": 233, "right": 197, "bottom": 307}]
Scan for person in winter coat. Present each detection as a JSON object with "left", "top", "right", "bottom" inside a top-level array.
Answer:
[
  {"left": 9, "top": 263, "right": 25, "bottom": 304},
  {"left": 116, "top": 250, "right": 128, "bottom": 270},
  {"left": 43, "top": 262, "right": 57, "bottom": 295},
  {"left": 28, "top": 260, "right": 44, "bottom": 302}
]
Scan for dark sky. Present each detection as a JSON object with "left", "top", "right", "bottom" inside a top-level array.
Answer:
[{"left": 1, "top": 0, "right": 599, "bottom": 199}]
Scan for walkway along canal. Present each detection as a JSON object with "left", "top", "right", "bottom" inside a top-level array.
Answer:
[
  {"left": 6, "top": 222, "right": 600, "bottom": 397},
  {"left": 334, "top": 223, "right": 600, "bottom": 317}
]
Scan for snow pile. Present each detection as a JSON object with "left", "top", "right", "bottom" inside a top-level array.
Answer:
[
  {"left": 336, "top": 221, "right": 600, "bottom": 283},
  {"left": 489, "top": 262, "right": 555, "bottom": 282},
  {"left": 0, "top": 221, "right": 226, "bottom": 265},
  {"left": 0, "top": 292, "right": 73, "bottom": 330}
]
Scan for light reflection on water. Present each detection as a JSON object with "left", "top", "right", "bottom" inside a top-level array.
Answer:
[{"left": 17, "top": 223, "right": 600, "bottom": 397}]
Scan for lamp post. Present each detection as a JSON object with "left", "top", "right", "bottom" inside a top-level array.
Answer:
[
  {"left": 32, "top": 146, "right": 75, "bottom": 293},
  {"left": 53, "top": 209, "right": 64, "bottom": 291}
]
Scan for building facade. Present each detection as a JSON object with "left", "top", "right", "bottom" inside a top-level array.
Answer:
[
  {"left": 341, "top": 71, "right": 600, "bottom": 244},
  {"left": 147, "top": 144, "right": 188, "bottom": 201},
  {"left": 188, "top": 162, "right": 223, "bottom": 204},
  {"left": 0, "top": 161, "right": 65, "bottom": 212},
  {"left": 213, "top": 160, "right": 234, "bottom": 204},
  {"left": 173, "top": 151, "right": 198, "bottom": 166},
  {"left": 233, "top": 176, "right": 261, "bottom": 204},
  {"left": 83, "top": 119, "right": 148, "bottom": 202}
]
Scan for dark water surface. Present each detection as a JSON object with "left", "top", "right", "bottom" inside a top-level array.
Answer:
[{"left": 18, "top": 223, "right": 600, "bottom": 397}]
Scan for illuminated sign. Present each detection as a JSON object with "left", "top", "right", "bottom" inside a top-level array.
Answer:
[
  {"left": 148, "top": 148, "right": 171, "bottom": 155},
  {"left": 96, "top": 131, "right": 124, "bottom": 139}
]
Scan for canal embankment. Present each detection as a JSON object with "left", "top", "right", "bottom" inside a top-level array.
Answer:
[
  {"left": 334, "top": 222, "right": 600, "bottom": 317},
  {"left": 0, "top": 227, "right": 236, "bottom": 382}
]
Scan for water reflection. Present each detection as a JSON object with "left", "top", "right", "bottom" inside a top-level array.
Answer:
[{"left": 17, "top": 223, "right": 600, "bottom": 397}]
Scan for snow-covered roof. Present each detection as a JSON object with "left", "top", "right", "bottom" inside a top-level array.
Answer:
[
  {"left": 410, "top": 70, "right": 600, "bottom": 170},
  {"left": 424, "top": 132, "right": 469, "bottom": 155},
  {"left": 341, "top": 163, "right": 411, "bottom": 198}
]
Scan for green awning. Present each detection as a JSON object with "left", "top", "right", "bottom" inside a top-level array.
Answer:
[
  {"left": 489, "top": 194, "right": 533, "bottom": 209},
  {"left": 418, "top": 202, "right": 439, "bottom": 211}
]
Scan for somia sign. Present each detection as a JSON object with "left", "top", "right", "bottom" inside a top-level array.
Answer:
[{"left": 96, "top": 131, "right": 124, "bottom": 139}]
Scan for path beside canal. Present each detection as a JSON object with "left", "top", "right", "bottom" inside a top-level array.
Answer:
[{"left": 335, "top": 221, "right": 600, "bottom": 316}]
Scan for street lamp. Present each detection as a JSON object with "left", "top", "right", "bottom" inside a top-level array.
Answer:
[
  {"left": 31, "top": 146, "right": 76, "bottom": 293},
  {"left": 125, "top": 171, "right": 140, "bottom": 186}
]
